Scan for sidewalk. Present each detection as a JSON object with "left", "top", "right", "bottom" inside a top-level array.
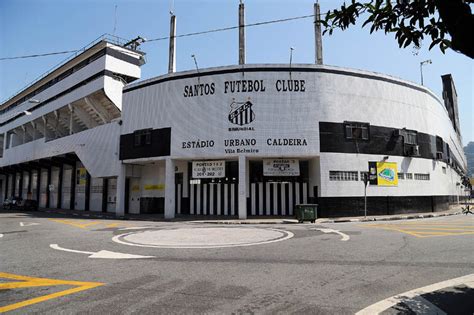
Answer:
[{"left": 29, "top": 204, "right": 467, "bottom": 224}]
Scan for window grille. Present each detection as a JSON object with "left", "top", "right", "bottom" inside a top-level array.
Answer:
[
  {"left": 329, "top": 171, "right": 359, "bottom": 181},
  {"left": 398, "top": 173, "right": 405, "bottom": 180},
  {"left": 406, "top": 173, "right": 413, "bottom": 180},
  {"left": 414, "top": 173, "right": 430, "bottom": 180}
]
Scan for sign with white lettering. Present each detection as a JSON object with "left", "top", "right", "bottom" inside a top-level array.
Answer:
[
  {"left": 192, "top": 161, "right": 225, "bottom": 178},
  {"left": 263, "top": 159, "right": 300, "bottom": 176}
]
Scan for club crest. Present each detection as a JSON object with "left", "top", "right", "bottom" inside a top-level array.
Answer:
[{"left": 228, "top": 101, "right": 255, "bottom": 126}]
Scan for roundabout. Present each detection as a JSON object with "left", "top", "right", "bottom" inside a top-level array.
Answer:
[{"left": 112, "top": 227, "right": 294, "bottom": 249}]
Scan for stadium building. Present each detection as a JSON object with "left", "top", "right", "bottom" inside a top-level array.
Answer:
[{"left": 0, "top": 3, "right": 467, "bottom": 219}]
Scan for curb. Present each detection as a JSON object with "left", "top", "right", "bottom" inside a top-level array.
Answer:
[
  {"left": 36, "top": 209, "right": 462, "bottom": 225},
  {"left": 319, "top": 211, "right": 462, "bottom": 224}
]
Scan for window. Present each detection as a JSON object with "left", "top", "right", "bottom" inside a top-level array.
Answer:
[
  {"left": 414, "top": 173, "right": 430, "bottom": 181},
  {"left": 344, "top": 122, "right": 369, "bottom": 141},
  {"left": 398, "top": 173, "right": 405, "bottom": 180},
  {"left": 329, "top": 171, "right": 359, "bottom": 181},
  {"left": 406, "top": 173, "right": 413, "bottom": 180},
  {"left": 436, "top": 136, "right": 444, "bottom": 152},
  {"left": 360, "top": 171, "right": 369, "bottom": 181},
  {"left": 133, "top": 129, "right": 152, "bottom": 147},
  {"left": 403, "top": 130, "right": 417, "bottom": 145}
]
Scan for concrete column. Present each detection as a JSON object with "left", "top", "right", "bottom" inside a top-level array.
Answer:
[
  {"left": 238, "top": 155, "right": 248, "bottom": 219},
  {"left": 115, "top": 164, "right": 126, "bottom": 216},
  {"left": 164, "top": 158, "right": 175, "bottom": 219}
]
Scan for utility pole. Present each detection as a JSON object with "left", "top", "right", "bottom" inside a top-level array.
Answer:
[
  {"left": 168, "top": 12, "right": 177, "bottom": 73},
  {"left": 314, "top": 1, "right": 323, "bottom": 65},
  {"left": 238, "top": 0, "right": 245, "bottom": 65}
]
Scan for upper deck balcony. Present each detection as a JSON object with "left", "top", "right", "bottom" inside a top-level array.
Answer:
[{"left": 0, "top": 35, "right": 145, "bottom": 160}]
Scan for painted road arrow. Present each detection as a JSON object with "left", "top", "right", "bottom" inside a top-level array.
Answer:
[
  {"left": 314, "top": 228, "right": 350, "bottom": 241},
  {"left": 50, "top": 244, "right": 155, "bottom": 259},
  {"left": 20, "top": 222, "right": 40, "bottom": 227}
]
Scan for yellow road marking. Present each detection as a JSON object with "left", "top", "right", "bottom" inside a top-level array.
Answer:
[
  {"left": 0, "top": 272, "right": 103, "bottom": 313},
  {"left": 49, "top": 219, "right": 127, "bottom": 229},
  {"left": 362, "top": 220, "right": 474, "bottom": 238}
]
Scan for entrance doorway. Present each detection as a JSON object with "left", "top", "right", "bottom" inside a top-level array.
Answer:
[{"left": 249, "top": 160, "right": 309, "bottom": 216}]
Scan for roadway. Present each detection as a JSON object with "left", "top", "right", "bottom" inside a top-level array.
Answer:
[{"left": 1, "top": 210, "right": 473, "bottom": 314}]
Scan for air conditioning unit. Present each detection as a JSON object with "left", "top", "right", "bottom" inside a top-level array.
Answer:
[
  {"left": 436, "top": 152, "right": 444, "bottom": 160},
  {"left": 410, "top": 145, "right": 420, "bottom": 156}
]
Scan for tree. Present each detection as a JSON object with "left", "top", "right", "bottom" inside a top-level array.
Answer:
[{"left": 321, "top": 0, "right": 474, "bottom": 58}]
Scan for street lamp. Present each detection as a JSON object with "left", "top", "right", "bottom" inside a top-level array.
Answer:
[
  {"left": 289, "top": 47, "right": 295, "bottom": 68},
  {"left": 191, "top": 54, "right": 199, "bottom": 73},
  {"left": 420, "top": 59, "right": 432, "bottom": 85}
]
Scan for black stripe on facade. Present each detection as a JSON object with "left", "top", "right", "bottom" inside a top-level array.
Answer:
[
  {"left": 119, "top": 127, "right": 171, "bottom": 160},
  {"left": 277, "top": 183, "right": 282, "bottom": 216},
  {"left": 319, "top": 122, "right": 465, "bottom": 173},
  {"left": 123, "top": 66, "right": 441, "bottom": 106},
  {"left": 269, "top": 184, "right": 274, "bottom": 216},
  {"left": 219, "top": 184, "right": 228, "bottom": 215}
]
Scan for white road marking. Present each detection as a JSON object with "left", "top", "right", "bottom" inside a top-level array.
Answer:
[
  {"left": 112, "top": 228, "right": 295, "bottom": 249},
  {"left": 315, "top": 228, "right": 350, "bottom": 241},
  {"left": 0, "top": 234, "right": 3, "bottom": 238},
  {"left": 118, "top": 227, "right": 151, "bottom": 231},
  {"left": 356, "top": 273, "right": 474, "bottom": 315},
  {"left": 20, "top": 222, "right": 40, "bottom": 227},
  {"left": 50, "top": 244, "right": 95, "bottom": 255},
  {"left": 49, "top": 244, "right": 154, "bottom": 259}
]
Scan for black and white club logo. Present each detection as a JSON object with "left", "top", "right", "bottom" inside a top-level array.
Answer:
[{"left": 228, "top": 101, "right": 255, "bottom": 126}]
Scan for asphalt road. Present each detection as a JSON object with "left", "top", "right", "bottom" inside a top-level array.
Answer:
[{"left": 1, "top": 211, "right": 473, "bottom": 314}]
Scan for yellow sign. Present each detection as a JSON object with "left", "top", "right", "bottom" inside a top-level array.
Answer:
[
  {"left": 376, "top": 162, "right": 398, "bottom": 186},
  {"left": 77, "top": 168, "right": 87, "bottom": 185},
  {"left": 144, "top": 184, "right": 165, "bottom": 190},
  {"left": 0, "top": 272, "right": 103, "bottom": 313}
]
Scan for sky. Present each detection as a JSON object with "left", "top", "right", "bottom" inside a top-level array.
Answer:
[{"left": 0, "top": 0, "right": 472, "bottom": 145}]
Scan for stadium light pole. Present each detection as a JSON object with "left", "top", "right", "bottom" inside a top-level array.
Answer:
[{"left": 420, "top": 59, "right": 432, "bottom": 85}]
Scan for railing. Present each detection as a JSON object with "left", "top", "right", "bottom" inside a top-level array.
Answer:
[{"left": 0, "top": 33, "right": 136, "bottom": 107}]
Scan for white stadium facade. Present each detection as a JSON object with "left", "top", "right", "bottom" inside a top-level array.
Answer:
[{"left": 0, "top": 3, "right": 468, "bottom": 219}]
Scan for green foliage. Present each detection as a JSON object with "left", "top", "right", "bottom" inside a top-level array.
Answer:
[{"left": 321, "top": 0, "right": 453, "bottom": 54}]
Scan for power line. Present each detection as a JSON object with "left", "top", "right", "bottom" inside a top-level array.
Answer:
[
  {"left": 146, "top": 14, "right": 319, "bottom": 42},
  {"left": 0, "top": 13, "right": 324, "bottom": 61},
  {"left": 0, "top": 50, "right": 79, "bottom": 61}
]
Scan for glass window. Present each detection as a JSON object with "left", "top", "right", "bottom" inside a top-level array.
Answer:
[
  {"left": 133, "top": 129, "right": 152, "bottom": 147},
  {"left": 344, "top": 122, "right": 370, "bottom": 141}
]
